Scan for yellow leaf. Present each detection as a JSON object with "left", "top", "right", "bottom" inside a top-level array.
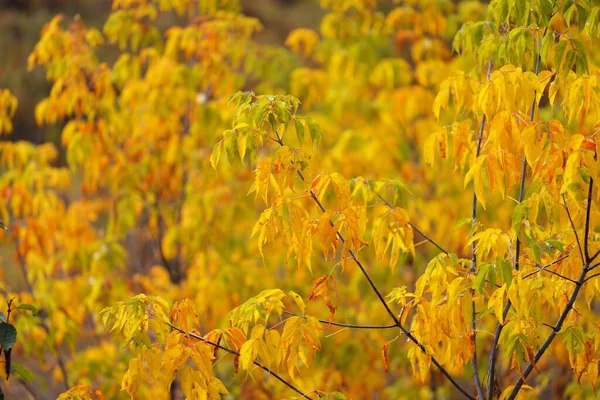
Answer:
[
  {"left": 285, "top": 28, "right": 319, "bottom": 58},
  {"left": 121, "top": 358, "right": 142, "bottom": 397},
  {"left": 489, "top": 285, "right": 507, "bottom": 324},
  {"left": 382, "top": 341, "right": 390, "bottom": 372},
  {"left": 464, "top": 155, "right": 488, "bottom": 209},
  {"left": 288, "top": 291, "right": 306, "bottom": 315}
]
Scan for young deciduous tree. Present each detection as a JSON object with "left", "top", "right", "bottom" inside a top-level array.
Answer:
[{"left": 2, "top": 0, "right": 600, "bottom": 399}]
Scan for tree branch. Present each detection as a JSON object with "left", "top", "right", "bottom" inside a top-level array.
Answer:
[
  {"left": 282, "top": 310, "right": 398, "bottom": 330},
  {"left": 584, "top": 166, "right": 595, "bottom": 263},
  {"left": 534, "top": 268, "right": 578, "bottom": 284},
  {"left": 563, "top": 194, "right": 584, "bottom": 262},
  {"left": 167, "top": 322, "right": 315, "bottom": 400},
  {"left": 271, "top": 136, "right": 475, "bottom": 400},
  {"left": 583, "top": 271, "right": 600, "bottom": 284},
  {"left": 522, "top": 256, "right": 569, "bottom": 280},
  {"left": 507, "top": 173, "right": 594, "bottom": 399}
]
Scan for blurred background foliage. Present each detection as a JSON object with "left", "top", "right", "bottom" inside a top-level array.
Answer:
[{"left": 0, "top": 0, "right": 324, "bottom": 148}]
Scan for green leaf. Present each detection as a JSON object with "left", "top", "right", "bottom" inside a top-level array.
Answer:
[
  {"left": 511, "top": 202, "right": 529, "bottom": 231},
  {"left": 562, "top": 326, "right": 585, "bottom": 355},
  {"left": 532, "top": 243, "right": 542, "bottom": 263},
  {"left": 475, "top": 263, "right": 492, "bottom": 294},
  {"left": 498, "top": 258, "right": 513, "bottom": 289},
  {"left": 0, "top": 323, "right": 16, "bottom": 351},
  {"left": 11, "top": 362, "right": 33, "bottom": 383},
  {"left": 306, "top": 118, "right": 322, "bottom": 148},
  {"left": 545, "top": 239, "right": 565, "bottom": 252},
  {"left": 329, "top": 392, "right": 346, "bottom": 400},
  {"left": 0, "top": 313, "right": 5, "bottom": 323},
  {"left": 295, "top": 118, "right": 305, "bottom": 145},
  {"left": 17, "top": 304, "right": 36, "bottom": 315}
]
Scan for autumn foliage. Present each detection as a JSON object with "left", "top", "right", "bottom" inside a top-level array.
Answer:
[{"left": 2, "top": 0, "right": 600, "bottom": 399}]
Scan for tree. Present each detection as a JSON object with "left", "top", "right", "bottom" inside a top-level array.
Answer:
[{"left": 1, "top": 0, "right": 600, "bottom": 398}]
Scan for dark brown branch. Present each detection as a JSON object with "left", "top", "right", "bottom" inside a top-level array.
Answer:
[
  {"left": 584, "top": 167, "right": 595, "bottom": 263},
  {"left": 522, "top": 256, "right": 569, "bottom": 280},
  {"left": 167, "top": 322, "right": 315, "bottom": 399},
  {"left": 534, "top": 268, "right": 578, "bottom": 284},
  {"left": 282, "top": 310, "right": 398, "bottom": 330},
  {"left": 583, "top": 271, "right": 600, "bottom": 284},
  {"left": 507, "top": 171, "right": 594, "bottom": 399},
  {"left": 562, "top": 194, "right": 584, "bottom": 262}
]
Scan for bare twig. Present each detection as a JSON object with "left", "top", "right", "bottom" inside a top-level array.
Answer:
[
  {"left": 507, "top": 166, "right": 595, "bottom": 399},
  {"left": 522, "top": 256, "right": 569, "bottom": 280},
  {"left": 584, "top": 172, "right": 594, "bottom": 263},
  {"left": 583, "top": 271, "right": 600, "bottom": 284},
  {"left": 283, "top": 310, "right": 398, "bottom": 330},
  {"left": 562, "top": 194, "right": 584, "bottom": 262},
  {"left": 167, "top": 322, "right": 315, "bottom": 399},
  {"left": 534, "top": 268, "right": 578, "bottom": 284}
]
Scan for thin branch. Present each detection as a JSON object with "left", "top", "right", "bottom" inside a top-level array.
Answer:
[
  {"left": 584, "top": 164, "right": 595, "bottom": 263},
  {"left": 535, "top": 268, "right": 578, "bottom": 284},
  {"left": 273, "top": 139, "right": 475, "bottom": 400},
  {"left": 282, "top": 310, "right": 398, "bottom": 330},
  {"left": 17, "top": 377, "right": 47, "bottom": 400},
  {"left": 470, "top": 58, "right": 493, "bottom": 400},
  {"left": 522, "top": 256, "right": 569, "bottom": 280},
  {"left": 167, "top": 322, "right": 315, "bottom": 400},
  {"left": 583, "top": 271, "right": 600, "bottom": 284},
  {"left": 590, "top": 249, "right": 600, "bottom": 263},
  {"left": 562, "top": 194, "right": 584, "bottom": 262},
  {"left": 507, "top": 174, "right": 594, "bottom": 399},
  {"left": 373, "top": 191, "right": 449, "bottom": 255},
  {"left": 589, "top": 260, "right": 600, "bottom": 270}
]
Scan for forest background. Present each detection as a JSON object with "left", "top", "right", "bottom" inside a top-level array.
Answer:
[{"left": 1, "top": 0, "right": 600, "bottom": 400}]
